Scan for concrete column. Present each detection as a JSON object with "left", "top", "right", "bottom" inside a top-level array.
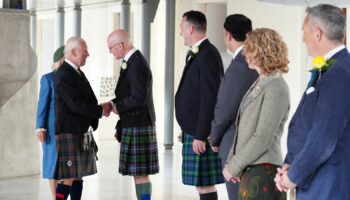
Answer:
[
  {"left": 73, "top": 3, "right": 81, "bottom": 37},
  {"left": 164, "top": 0, "right": 175, "bottom": 150},
  {"left": 140, "top": 0, "right": 159, "bottom": 63},
  {"left": 56, "top": 7, "right": 65, "bottom": 48},
  {"left": 120, "top": 0, "right": 130, "bottom": 33},
  {"left": 30, "top": 10, "right": 36, "bottom": 50}
]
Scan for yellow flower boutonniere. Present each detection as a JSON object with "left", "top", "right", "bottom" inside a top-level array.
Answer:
[
  {"left": 311, "top": 56, "right": 335, "bottom": 72},
  {"left": 306, "top": 56, "right": 336, "bottom": 89}
]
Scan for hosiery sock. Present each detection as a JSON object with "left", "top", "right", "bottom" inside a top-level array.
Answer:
[
  {"left": 70, "top": 180, "right": 83, "bottom": 200},
  {"left": 135, "top": 182, "right": 152, "bottom": 200},
  {"left": 199, "top": 191, "right": 218, "bottom": 200},
  {"left": 56, "top": 183, "right": 71, "bottom": 200}
]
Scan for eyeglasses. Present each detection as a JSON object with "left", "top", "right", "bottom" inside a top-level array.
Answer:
[{"left": 108, "top": 42, "right": 123, "bottom": 51}]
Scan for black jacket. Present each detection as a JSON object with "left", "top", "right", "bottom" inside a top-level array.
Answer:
[
  {"left": 175, "top": 39, "right": 224, "bottom": 141},
  {"left": 112, "top": 50, "right": 156, "bottom": 128},
  {"left": 54, "top": 61, "right": 102, "bottom": 135}
]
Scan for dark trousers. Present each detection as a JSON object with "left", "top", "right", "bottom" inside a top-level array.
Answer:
[{"left": 221, "top": 158, "right": 239, "bottom": 200}]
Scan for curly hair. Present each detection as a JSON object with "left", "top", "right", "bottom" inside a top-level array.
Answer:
[{"left": 243, "top": 28, "right": 289, "bottom": 73}]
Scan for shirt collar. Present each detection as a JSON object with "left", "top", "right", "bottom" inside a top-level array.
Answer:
[
  {"left": 65, "top": 59, "right": 79, "bottom": 72},
  {"left": 193, "top": 37, "right": 207, "bottom": 48},
  {"left": 324, "top": 45, "right": 345, "bottom": 60},
  {"left": 232, "top": 45, "right": 243, "bottom": 60},
  {"left": 123, "top": 48, "right": 137, "bottom": 62}
]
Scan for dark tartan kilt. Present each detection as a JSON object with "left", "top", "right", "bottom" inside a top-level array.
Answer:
[
  {"left": 54, "top": 133, "right": 97, "bottom": 179},
  {"left": 182, "top": 132, "right": 224, "bottom": 186},
  {"left": 119, "top": 126, "right": 159, "bottom": 176},
  {"left": 238, "top": 163, "right": 286, "bottom": 200}
]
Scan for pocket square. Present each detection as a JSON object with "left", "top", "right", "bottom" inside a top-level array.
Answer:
[{"left": 306, "top": 86, "right": 315, "bottom": 94}]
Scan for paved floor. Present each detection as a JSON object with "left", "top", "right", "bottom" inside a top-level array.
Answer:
[{"left": 0, "top": 139, "right": 229, "bottom": 200}]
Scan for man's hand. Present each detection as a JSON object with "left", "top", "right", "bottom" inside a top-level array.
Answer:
[
  {"left": 101, "top": 102, "right": 112, "bottom": 117},
  {"left": 223, "top": 166, "right": 240, "bottom": 183},
  {"left": 274, "top": 164, "right": 295, "bottom": 192},
  {"left": 281, "top": 171, "right": 297, "bottom": 190},
  {"left": 211, "top": 146, "right": 220, "bottom": 153},
  {"left": 111, "top": 103, "right": 119, "bottom": 115},
  {"left": 192, "top": 139, "right": 206, "bottom": 155},
  {"left": 37, "top": 131, "right": 46, "bottom": 143}
]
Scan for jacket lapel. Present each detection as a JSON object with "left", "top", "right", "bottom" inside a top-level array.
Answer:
[
  {"left": 64, "top": 63, "right": 94, "bottom": 101},
  {"left": 176, "top": 39, "right": 209, "bottom": 93},
  {"left": 115, "top": 50, "right": 140, "bottom": 92},
  {"left": 239, "top": 71, "right": 282, "bottom": 112}
]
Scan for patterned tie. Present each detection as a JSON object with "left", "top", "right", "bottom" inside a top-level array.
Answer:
[{"left": 120, "top": 59, "right": 126, "bottom": 75}]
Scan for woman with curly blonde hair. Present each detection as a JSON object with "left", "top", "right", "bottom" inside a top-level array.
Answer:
[{"left": 223, "top": 28, "right": 290, "bottom": 200}]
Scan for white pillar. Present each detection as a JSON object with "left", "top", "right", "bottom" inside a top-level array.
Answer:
[
  {"left": 120, "top": 0, "right": 130, "bottom": 33},
  {"left": 164, "top": 0, "right": 175, "bottom": 150},
  {"left": 30, "top": 10, "right": 36, "bottom": 50},
  {"left": 73, "top": 3, "right": 81, "bottom": 37},
  {"left": 56, "top": 7, "right": 65, "bottom": 48},
  {"left": 140, "top": 0, "right": 159, "bottom": 63}
]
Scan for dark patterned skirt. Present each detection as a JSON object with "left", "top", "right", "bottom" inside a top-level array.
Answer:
[
  {"left": 238, "top": 163, "right": 286, "bottom": 200},
  {"left": 54, "top": 133, "right": 97, "bottom": 179},
  {"left": 119, "top": 126, "right": 159, "bottom": 176},
  {"left": 182, "top": 133, "right": 224, "bottom": 186}
]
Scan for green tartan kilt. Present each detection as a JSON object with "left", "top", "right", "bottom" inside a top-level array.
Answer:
[
  {"left": 54, "top": 133, "right": 97, "bottom": 179},
  {"left": 182, "top": 132, "right": 225, "bottom": 186},
  {"left": 119, "top": 126, "right": 159, "bottom": 176}
]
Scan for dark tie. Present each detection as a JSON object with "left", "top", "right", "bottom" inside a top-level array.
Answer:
[
  {"left": 78, "top": 68, "right": 88, "bottom": 82},
  {"left": 120, "top": 59, "right": 126, "bottom": 75}
]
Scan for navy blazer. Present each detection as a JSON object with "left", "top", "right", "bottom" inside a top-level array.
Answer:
[
  {"left": 112, "top": 50, "right": 155, "bottom": 128},
  {"left": 285, "top": 48, "right": 350, "bottom": 199},
  {"left": 210, "top": 51, "right": 258, "bottom": 159},
  {"left": 175, "top": 39, "right": 224, "bottom": 141},
  {"left": 54, "top": 61, "right": 102, "bottom": 135}
]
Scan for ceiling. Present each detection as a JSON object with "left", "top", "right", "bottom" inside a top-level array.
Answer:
[
  {"left": 28, "top": 0, "right": 350, "bottom": 12},
  {"left": 29, "top": 0, "right": 121, "bottom": 11},
  {"left": 258, "top": 0, "right": 350, "bottom": 7}
]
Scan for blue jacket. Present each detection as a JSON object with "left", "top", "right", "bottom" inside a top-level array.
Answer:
[
  {"left": 36, "top": 71, "right": 57, "bottom": 178},
  {"left": 285, "top": 48, "right": 350, "bottom": 199},
  {"left": 36, "top": 72, "right": 55, "bottom": 132}
]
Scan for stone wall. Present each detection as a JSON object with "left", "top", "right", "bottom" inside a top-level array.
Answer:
[{"left": 0, "top": 9, "right": 39, "bottom": 179}]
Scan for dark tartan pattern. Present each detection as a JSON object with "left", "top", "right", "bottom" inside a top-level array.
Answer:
[
  {"left": 54, "top": 133, "right": 97, "bottom": 179},
  {"left": 182, "top": 133, "right": 224, "bottom": 186},
  {"left": 119, "top": 126, "right": 159, "bottom": 176},
  {"left": 238, "top": 163, "right": 286, "bottom": 200}
]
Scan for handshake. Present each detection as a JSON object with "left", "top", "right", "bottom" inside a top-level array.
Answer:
[{"left": 100, "top": 102, "right": 118, "bottom": 117}]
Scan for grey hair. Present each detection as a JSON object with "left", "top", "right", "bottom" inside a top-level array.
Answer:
[
  {"left": 64, "top": 37, "right": 84, "bottom": 55},
  {"left": 306, "top": 4, "right": 346, "bottom": 42}
]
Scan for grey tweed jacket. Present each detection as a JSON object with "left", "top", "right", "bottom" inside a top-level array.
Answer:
[{"left": 226, "top": 71, "right": 290, "bottom": 176}]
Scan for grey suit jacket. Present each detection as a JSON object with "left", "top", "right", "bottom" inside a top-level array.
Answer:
[
  {"left": 226, "top": 71, "right": 290, "bottom": 176},
  {"left": 210, "top": 51, "right": 258, "bottom": 159}
]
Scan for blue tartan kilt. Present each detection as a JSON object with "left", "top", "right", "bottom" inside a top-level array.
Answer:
[
  {"left": 182, "top": 132, "right": 225, "bottom": 186},
  {"left": 54, "top": 133, "right": 97, "bottom": 179},
  {"left": 119, "top": 126, "right": 159, "bottom": 176}
]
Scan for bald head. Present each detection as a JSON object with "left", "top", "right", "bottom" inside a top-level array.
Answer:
[
  {"left": 108, "top": 29, "right": 132, "bottom": 47},
  {"left": 107, "top": 29, "right": 134, "bottom": 59}
]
